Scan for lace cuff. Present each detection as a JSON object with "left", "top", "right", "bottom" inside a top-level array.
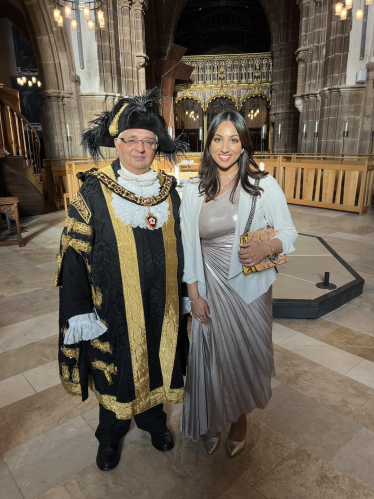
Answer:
[{"left": 64, "top": 309, "right": 108, "bottom": 345}]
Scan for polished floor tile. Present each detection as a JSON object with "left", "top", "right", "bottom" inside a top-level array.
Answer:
[
  {"left": 219, "top": 478, "right": 265, "bottom": 499},
  {"left": 272, "top": 322, "right": 298, "bottom": 344},
  {"left": 0, "top": 312, "right": 58, "bottom": 351},
  {"left": 0, "top": 335, "right": 58, "bottom": 382},
  {"left": 3, "top": 416, "right": 97, "bottom": 499},
  {"left": 255, "top": 448, "right": 374, "bottom": 499},
  {"left": 278, "top": 332, "right": 363, "bottom": 375},
  {"left": 346, "top": 360, "right": 374, "bottom": 389},
  {"left": 0, "top": 384, "right": 98, "bottom": 454},
  {"left": 23, "top": 360, "right": 60, "bottom": 393},
  {"left": 253, "top": 384, "right": 362, "bottom": 462},
  {"left": 274, "top": 346, "right": 374, "bottom": 419},
  {"left": 0, "top": 455, "right": 22, "bottom": 499},
  {"left": 0, "top": 374, "right": 36, "bottom": 409},
  {"left": 330, "top": 428, "right": 374, "bottom": 493},
  {"left": 274, "top": 317, "right": 338, "bottom": 340}
]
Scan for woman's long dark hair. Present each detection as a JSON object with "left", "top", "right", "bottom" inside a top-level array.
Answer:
[{"left": 199, "top": 110, "right": 268, "bottom": 203}]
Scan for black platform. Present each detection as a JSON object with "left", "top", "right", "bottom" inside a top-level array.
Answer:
[{"left": 273, "top": 234, "right": 364, "bottom": 319}]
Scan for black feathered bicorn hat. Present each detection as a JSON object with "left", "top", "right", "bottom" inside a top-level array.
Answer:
[{"left": 81, "top": 87, "right": 189, "bottom": 162}]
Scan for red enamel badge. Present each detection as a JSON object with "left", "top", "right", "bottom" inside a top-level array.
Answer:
[{"left": 145, "top": 213, "right": 157, "bottom": 229}]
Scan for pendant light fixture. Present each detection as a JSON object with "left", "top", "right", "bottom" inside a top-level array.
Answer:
[
  {"left": 340, "top": 7, "right": 347, "bottom": 19},
  {"left": 52, "top": 1, "right": 105, "bottom": 31},
  {"left": 335, "top": 2, "right": 344, "bottom": 14}
]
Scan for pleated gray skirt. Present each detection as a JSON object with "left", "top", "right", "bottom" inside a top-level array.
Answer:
[{"left": 181, "top": 192, "right": 275, "bottom": 441}]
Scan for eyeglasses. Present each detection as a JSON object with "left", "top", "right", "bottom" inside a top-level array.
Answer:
[{"left": 118, "top": 137, "right": 157, "bottom": 150}]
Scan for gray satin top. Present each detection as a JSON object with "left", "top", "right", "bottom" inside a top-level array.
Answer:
[{"left": 199, "top": 186, "right": 240, "bottom": 240}]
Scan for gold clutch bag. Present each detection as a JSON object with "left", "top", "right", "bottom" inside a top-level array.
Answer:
[
  {"left": 240, "top": 228, "right": 289, "bottom": 275},
  {"left": 241, "top": 179, "right": 289, "bottom": 275}
]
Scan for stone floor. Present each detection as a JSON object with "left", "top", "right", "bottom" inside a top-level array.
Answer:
[{"left": 0, "top": 204, "right": 374, "bottom": 499}]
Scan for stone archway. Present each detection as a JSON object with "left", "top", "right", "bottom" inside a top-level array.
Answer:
[
  {"left": 145, "top": 0, "right": 300, "bottom": 152},
  {"left": 1, "top": 0, "right": 85, "bottom": 159}
]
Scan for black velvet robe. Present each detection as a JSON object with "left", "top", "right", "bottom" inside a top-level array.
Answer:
[{"left": 56, "top": 159, "right": 185, "bottom": 419}]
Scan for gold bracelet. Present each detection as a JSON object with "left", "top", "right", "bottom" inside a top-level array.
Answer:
[
  {"left": 264, "top": 242, "right": 275, "bottom": 258},
  {"left": 189, "top": 296, "right": 200, "bottom": 305}
]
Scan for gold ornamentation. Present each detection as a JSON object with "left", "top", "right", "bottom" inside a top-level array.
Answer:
[
  {"left": 91, "top": 338, "right": 112, "bottom": 354},
  {"left": 89, "top": 376, "right": 184, "bottom": 420},
  {"left": 60, "top": 362, "right": 70, "bottom": 381},
  {"left": 61, "top": 346, "right": 80, "bottom": 361},
  {"left": 109, "top": 103, "right": 129, "bottom": 136},
  {"left": 159, "top": 196, "right": 180, "bottom": 393},
  {"left": 91, "top": 359, "right": 118, "bottom": 385},
  {"left": 60, "top": 376, "right": 81, "bottom": 396},
  {"left": 99, "top": 165, "right": 184, "bottom": 415},
  {"left": 72, "top": 365, "right": 80, "bottom": 383},
  {"left": 61, "top": 235, "right": 92, "bottom": 255},
  {"left": 89, "top": 168, "right": 173, "bottom": 207},
  {"left": 64, "top": 216, "right": 93, "bottom": 237},
  {"left": 101, "top": 318, "right": 108, "bottom": 327},
  {"left": 91, "top": 285, "right": 103, "bottom": 309},
  {"left": 70, "top": 192, "right": 92, "bottom": 224},
  {"left": 100, "top": 165, "right": 151, "bottom": 407},
  {"left": 61, "top": 326, "right": 68, "bottom": 337}
]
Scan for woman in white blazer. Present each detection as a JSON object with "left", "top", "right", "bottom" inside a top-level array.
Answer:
[{"left": 180, "top": 110, "right": 297, "bottom": 458}]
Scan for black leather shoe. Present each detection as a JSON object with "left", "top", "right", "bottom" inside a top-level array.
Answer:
[
  {"left": 96, "top": 443, "right": 120, "bottom": 471},
  {"left": 151, "top": 427, "right": 174, "bottom": 452}
]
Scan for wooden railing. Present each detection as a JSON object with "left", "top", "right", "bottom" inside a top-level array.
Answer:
[
  {"left": 0, "top": 94, "right": 41, "bottom": 174},
  {"left": 44, "top": 153, "right": 374, "bottom": 215}
]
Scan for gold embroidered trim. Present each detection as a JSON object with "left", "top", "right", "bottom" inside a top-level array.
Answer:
[
  {"left": 64, "top": 216, "right": 93, "bottom": 237},
  {"left": 60, "top": 362, "right": 70, "bottom": 381},
  {"left": 70, "top": 192, "right": 92, "bottom": 224},
  {"left": 101, "top": 318, "right": 108, "bottom": 327},
  {"left": 72, "top": 365, "right": 80, "bottom": 383},
  {"left": 61, "top": 235, "right": 92, "bottom": 255},
  {"left": 91, "top": 167, "right": 173, "bottom": 207},
  {"left": 91, "top": 338, "right": 112, "bottom": 354},
  {"left": 100, "top": 165, "right": 151, "bottom": 411},
  {"left": 109, "top": 103, "right": 129, "bottom": 136},
  {"left": 89, "top": 376, "right": 184, "bottom": 420},
  {"left": 60, "top": 376, "right": 81, "bottom": 396},
  {"left": 61, "top": 327, "right": 68, "bottom": 337},
  {"left": 91, "top": 285, "right": 103, "bottom": 309},
  {"left": 159, "top": 196, "right": 180, "bottom": 393},
  {"left": 61, "top": 346, "right": 80, "bottom": 361},
  {"left": 92, "top": 359, "right": 117, "bottom": 385}
]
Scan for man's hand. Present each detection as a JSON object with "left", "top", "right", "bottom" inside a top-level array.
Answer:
[{"left": 238, "top": 242, "right": 271, "bottom": 266}]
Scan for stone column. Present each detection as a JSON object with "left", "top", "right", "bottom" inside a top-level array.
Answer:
[
  {"left": 119, "top": 0, "right": 134, "bottom": 95},
  {"left": 132, "top": 0, "right": 148, "bottom": 94},
  {"left": 361, "top": 62, "right": 374, "bottom": 154},
  {"left": 40, "top": 90, "right": 68, "bottom": 159}
]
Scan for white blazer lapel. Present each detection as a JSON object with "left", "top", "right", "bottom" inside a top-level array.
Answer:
[{"left": 228, "top": 187, "right": 252, "bottom": 280}]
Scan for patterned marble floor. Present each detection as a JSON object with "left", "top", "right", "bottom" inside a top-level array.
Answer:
[{"left": 0, "top": 204, "right": 374, "bottom": 499}]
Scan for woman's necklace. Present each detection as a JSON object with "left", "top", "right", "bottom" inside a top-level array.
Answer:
[
  {"left": 219, "top": 177, "right": 236, "bottom": 190},
  {"left": 218, "top": 169, "right": 238, "bottom": 179}
]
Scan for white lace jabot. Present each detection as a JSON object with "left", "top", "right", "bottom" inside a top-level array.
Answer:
[{"left": 112, "top": 164, "right": 170, "bottom": 229}]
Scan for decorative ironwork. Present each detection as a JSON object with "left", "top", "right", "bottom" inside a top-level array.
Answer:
[{"left": 174, "top": 53, "right": 272, "bottom": 111}]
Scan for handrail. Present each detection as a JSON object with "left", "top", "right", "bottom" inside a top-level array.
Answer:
[{"left": 0, "top": 94, "right": 41, "bottom": 175}]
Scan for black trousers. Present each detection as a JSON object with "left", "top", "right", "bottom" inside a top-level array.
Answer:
[{"left": 95, "top": 403, "right": 167, "bottom": 446}]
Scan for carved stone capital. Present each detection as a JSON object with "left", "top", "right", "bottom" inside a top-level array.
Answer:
[
  {"left": 273, "top": 42, "right": 297, "bottom": 58},
  {"left": 119, "top": 0, "right": 132, "bottom": 8},
  {"left": 366, "top": 62, "right": 374, "bottom": 73},
  {"left": 296, "top": 48, "right": 309, "bottom": 64},
  {"left": 296, "top": 0, "right": 311, "bottom": 6},
  {"left": 133, "top": 0, "right": 147, "bottom": 11},
  {"left": 70, "top": 73, "right": 81, "bottom": 85},
  {"left": 40, "top": 90, "right": 63, "bottom": 101},
  {"left": 136, "top": 53, "right": 148, "bottom": 69},
  {"left": 295, "top": 97, "right": 303, "bottom": 113}
]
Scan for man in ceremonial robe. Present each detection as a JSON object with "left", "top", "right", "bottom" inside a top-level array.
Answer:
[{"left": 56, "top": 89, "right": 188, "bottom": 471}]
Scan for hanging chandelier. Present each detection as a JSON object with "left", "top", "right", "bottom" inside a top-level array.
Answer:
[
  {"left": 16, "top": 70, "right": 42, "bottom": 88},
  {"left": 335, "top": 0, "right": 372, "bottom": 20},
  {"left": 53, "top": 1, "right": 105, "bottom": 31}
]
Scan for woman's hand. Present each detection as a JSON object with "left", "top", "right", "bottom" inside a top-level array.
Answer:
[
  {"left": 191, "top": 297, "right": 211, "bottom": 325},
  {"left": 238, "top": 242, "right": 271, "bottom": 266}
]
